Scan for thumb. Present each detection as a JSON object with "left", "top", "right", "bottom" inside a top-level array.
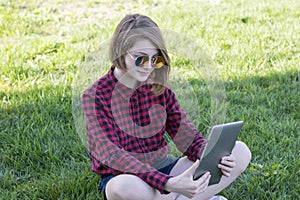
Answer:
[{"left": 184, "top": 159, "right": 200, "bottom": 176}]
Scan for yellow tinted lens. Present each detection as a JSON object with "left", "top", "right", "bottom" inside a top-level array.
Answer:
[
  {"left": 142, "top": 59, "right": 149, "bottom": 66},
  {"left": 153, "top": 56, "right": 165, "bottom": 68},
  {"left": 156, "top": 62, "right": 164, "bottom": 68}
]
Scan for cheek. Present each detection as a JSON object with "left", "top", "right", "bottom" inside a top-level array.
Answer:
[{"left": 124, "top": 56, "right": 135, "bottom": 69}]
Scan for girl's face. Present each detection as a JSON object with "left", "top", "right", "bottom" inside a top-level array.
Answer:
[{"left": 124, "top": 38, "right": 158, "bottom": 83}]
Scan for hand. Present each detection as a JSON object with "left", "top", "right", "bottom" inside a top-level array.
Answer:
[
  {"left": 165, "top": 160, "right": 211, "bottom": 199},
  {"left": 218, "top": 154, "right": 236, "bottom": 177}
]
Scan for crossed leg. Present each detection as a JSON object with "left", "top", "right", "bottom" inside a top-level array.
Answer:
[
  {"left": 170, "top": 141, "right": 252, "bottom": 200},
  {"left": 105, "top": 141, "right": 251, "bottom": 200}
]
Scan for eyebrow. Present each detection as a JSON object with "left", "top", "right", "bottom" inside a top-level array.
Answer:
[
  {"left": 132, "top": 51, "right": 148, "bottom": 55},
  {"left": 131, "top": 51, "right": 160, "bottom": 57}
]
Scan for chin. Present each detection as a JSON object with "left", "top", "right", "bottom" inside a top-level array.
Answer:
[
  {"left": 135, "top": 73, "right": 151, "bottom": 82},
  {"left": 137, "top": 77, "right": 148, "bottom": 82}
]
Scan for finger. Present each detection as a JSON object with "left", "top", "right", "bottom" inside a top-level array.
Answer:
[
  {"left": 222, "top": 154, "right": 236, "bottom": 162},
  {"left": 180, "top": 160, "right": 200, "bottom": 180},
  {"left": 187, "top": 159, "right": 200, "bottom": 174},
  {"left": 202, "top": 172, "right": 211, "bottom": 180},
  {"left": 200, "top": 173, "right": 210, "bottom": 184},
  {"left": 218, "top": 164, "right": 233, "bottom": 172},
  {"left": 196, "top": 171, "right": 210, "bottom": 182},
  {"left": 221, "top": 159, "right": 236, "bottom": 168},
  {"left": 197, "top": 174, "right": 211, "bottom": 193},
  {"left": 221, "top": 169, "right": 230, "bottom": 177},
  {"left": 220, "top": 165, "right": 231, "bottom": 177},
  {"left": 195, "top": 172, "right": 210, "bottom": 187},
  {"left": 218, "top": 164, "right": 232, "bottom": 177}
]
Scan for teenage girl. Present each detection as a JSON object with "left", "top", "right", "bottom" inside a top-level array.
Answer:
[{"left": 82, "top": 14, "right": 251, "bottom": 200}]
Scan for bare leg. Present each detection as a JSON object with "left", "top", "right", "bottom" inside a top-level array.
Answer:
[
  {"left": 171, "top": 141, "right": 252, "bottom": 200},
  {"left": 105, "top": 141, "right": 251, "bottom": 200},
  {"left": 105, "top": 174, "right": 177, "bottom": 200}
]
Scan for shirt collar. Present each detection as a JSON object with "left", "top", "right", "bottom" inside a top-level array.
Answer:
[{"left": 109, "top": 66, "right": 151, "bottom": 99}]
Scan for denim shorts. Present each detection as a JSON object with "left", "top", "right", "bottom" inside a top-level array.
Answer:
[{"left": 99, "top": 157, "right": 179, "bottom": 200}]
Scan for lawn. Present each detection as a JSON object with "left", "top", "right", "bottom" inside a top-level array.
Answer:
[{"left": 0, "top": 0, "right": 299, "bottom": 199}]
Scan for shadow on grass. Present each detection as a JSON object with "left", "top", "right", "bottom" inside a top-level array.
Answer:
[{"left": 0, "top": 85, "right": 102, "bottom": 199}]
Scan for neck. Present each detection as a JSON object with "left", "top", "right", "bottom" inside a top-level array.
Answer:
[{"left": 113, "top": 67, "right": 137, "bottom": 89}]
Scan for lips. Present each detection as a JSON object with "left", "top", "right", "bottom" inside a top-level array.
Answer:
[{"left": 138, "top": 71, "right": 150, "bottom": 76}]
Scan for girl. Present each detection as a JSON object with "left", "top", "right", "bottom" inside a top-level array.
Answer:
[{"left": 81, "top": 14, "right": 251, "bottom": 200}]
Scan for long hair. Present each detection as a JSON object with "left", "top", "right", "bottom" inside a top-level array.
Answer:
[{"left": 109, "top": 14, "right": 170, "bottom": 95}]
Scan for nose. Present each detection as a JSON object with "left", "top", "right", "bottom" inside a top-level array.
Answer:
[{"left": 143, "top": 59, "right": 153, "bottom": 69}]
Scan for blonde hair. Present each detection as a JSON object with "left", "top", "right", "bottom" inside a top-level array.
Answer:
[{"left": 109, "top": 14, "right": 170, "bottom": 95}]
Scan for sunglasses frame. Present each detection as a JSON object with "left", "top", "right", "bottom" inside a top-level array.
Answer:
[{"left": 127, "top": 51, "right": 165, "bottom": 69}]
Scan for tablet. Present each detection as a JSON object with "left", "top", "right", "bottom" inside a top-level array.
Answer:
[{"left": 193, "top": 121, "right": 243, "bottom": 185}]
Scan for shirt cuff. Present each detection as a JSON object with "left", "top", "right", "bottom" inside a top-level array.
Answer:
[
  {"left": 137, "top": 170, "right": 173, "bottom": 194},
  {"left": 185, "top": 134, "right": 207, "bottom": 161}
]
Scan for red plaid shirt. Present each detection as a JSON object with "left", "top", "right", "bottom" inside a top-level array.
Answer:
[{"left": 81, "top": 67, "right": 207, "bottom": 194}]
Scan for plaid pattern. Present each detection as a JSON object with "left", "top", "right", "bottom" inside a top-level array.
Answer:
[{"left": 81, "top": 67, "right": 207, "bottom": 194}]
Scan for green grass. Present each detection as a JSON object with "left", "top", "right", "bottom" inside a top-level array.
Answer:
[{"left": 1, "top": 0, "right": 299, "bottom": 199}]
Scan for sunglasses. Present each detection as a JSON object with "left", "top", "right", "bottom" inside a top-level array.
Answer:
[{"left": 127, "top": 51, "right": 166, "bottom": 68}]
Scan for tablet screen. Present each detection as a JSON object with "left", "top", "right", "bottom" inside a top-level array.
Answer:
[{"left": 193, "top": 121, "right": 243, "bottom": 185}]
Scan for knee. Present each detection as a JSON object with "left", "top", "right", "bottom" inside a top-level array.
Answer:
[
  {"left": 105, "top": 179, "right": 123, "bottom": 200},
  {"left": 106, "top": 175, "right": 154, "bottom": 200},
  {"left": 234, "top": 141, "right": 252, "bottom": 173}
]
